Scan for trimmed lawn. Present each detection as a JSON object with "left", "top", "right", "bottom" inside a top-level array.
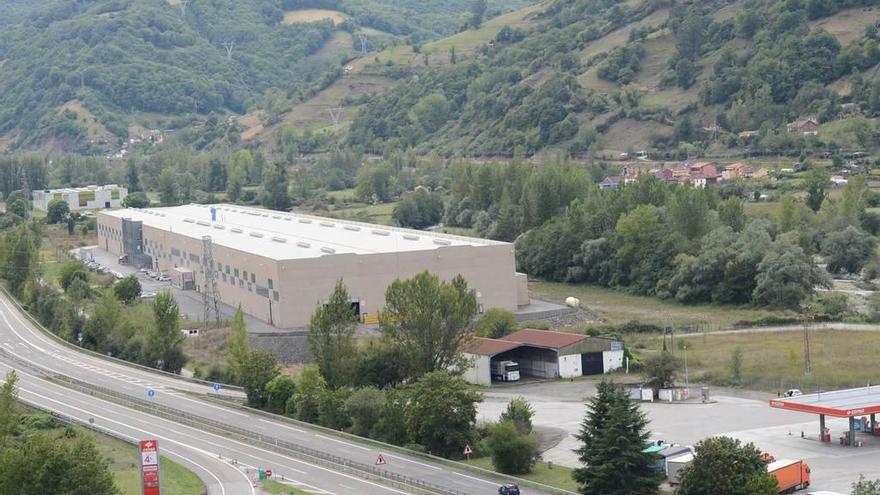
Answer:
[
  {"left": 627, "top": 329, "right": 880, "bottom": 392},
  {"left": 468, "top": 456, "right": 579, "bottom": 492},
  {"left": 530, "top": 281, "right": 794, "bottom": 329},
  {"left": 94, "top": 433, "right": 206, "bottom": 495}
]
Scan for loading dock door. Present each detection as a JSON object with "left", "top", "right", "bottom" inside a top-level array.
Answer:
[{"left": 581, "top": 352, "right": 604, "bottom": 375}]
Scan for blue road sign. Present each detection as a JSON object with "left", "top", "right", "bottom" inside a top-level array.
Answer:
[
  {"left": 147, "top": 388, "right": 156, "bottom": 398},
  {"left": 213, "top": 383, "right": 221, "bottom": 393}
]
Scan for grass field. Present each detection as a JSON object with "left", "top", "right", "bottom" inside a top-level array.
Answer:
[
  {"left": 94, "top": 433, "right": 206, "bottom": 495},
  {"left": 282, "top": 9, "right": 346, "bottom": 25},
  {"left": 468, "top": 456, "right": 579, "bottom": 491},
  {"left": 425, "top": 2, "right": 545, "bottom": 59},
  {"left": 325, "top": 201, "right": 397, "bottom": 225},
  {"left": 808, "top": 6, "right": 880, "bottom": 45},
  {"left": 627, "top": 329, "right": 880, "bottom": 392},
  {"left": 530, "top": 281, "right": 793, "bottom": 329},
  {"left": 262, "top": 479, "right": 310, "bottom": 494}
]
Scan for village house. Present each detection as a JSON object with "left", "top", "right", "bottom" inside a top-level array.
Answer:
[
  {"left": 738, "top": 130, "right": 760, "bottom": 138},
  {"left": 599, "top": 176, "right": 622, "bottom": 190},
  {"left": 786, "top": 117, "right": 819, "bottom": 136}
]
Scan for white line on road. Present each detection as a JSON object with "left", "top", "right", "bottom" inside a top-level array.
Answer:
[
  {"left": 385, "top": 454, "right": 442, "bottom": 471},
  {"left": 453, "top": 471, "right": 501, "bottom": 486},
  {"left": 315, "top": 434, "right": 371, "bottom": 451},
  {"left": 260, "top": 419, "right": 306, "bottom": 433}
]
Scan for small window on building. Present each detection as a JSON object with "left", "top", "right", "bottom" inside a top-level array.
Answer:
[
  {"left": 222, "top": 273, "right": 227, "bottom": 282},
  {"left": 268, "top": 278, "right": 273, "bottom": 289},
  {"left": 243, "top": 271, "right": 248, "bottom": 281},
  {"left": 247, "top": 283, "right": 252, "bottom": 292},
  {"left": 239, "top": 280, "right": 244, "bottom": 288},
  {"left": 273, "top": 291, "right": 279, "bottom": 302},
  {"left": 234, "top": 268, "right": 239, "bottom": 278},
  {"left": 250, "top": 273, "right": 255, "bottom": 283}
]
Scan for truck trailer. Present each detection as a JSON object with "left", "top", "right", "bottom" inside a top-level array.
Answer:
[{"left": 768, "top": 459, "right": 811, "bottom": 493}]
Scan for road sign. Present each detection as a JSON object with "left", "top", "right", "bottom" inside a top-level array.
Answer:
[
  {"left": 258, "top": 469, "right": 266, "bottom": 480},
  {"left": 213, "top": 383, "right": 221, "bottom": 393},
  {"left": 147, "top": 388, "right": 156, "bottom": 398},
  {"left": 265, "top": 469, "right": 272, "bottom": 478},
  {"left": 463, "top": 444, "right": 474, "bottom": 456},
  {"left": 375, "top": 453, "right": 387, "bottom": 466},
  {"left": 139, "top": 439, "right": 161, "bottom": 495}
]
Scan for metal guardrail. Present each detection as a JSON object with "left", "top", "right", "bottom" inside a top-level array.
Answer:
[
  {"left": 26, "top": 366, "right": 462, "bottom": 495},
  {"left": 198, "top": 396, "right": 581, "bottom": 495},
  {"left": 0, "top": 284, "right": 244, "bottom": 393}
]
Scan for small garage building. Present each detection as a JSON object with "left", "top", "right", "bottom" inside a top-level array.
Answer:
[{"left": 462, "top": 329, "right": 624, "bottom": 385}]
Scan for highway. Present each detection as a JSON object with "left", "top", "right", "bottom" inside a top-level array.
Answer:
[{"left": 0, "top": 291, "right": 566, "bottom": 495}]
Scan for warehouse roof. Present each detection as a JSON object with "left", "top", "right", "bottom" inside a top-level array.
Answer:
[
  {"left": 100, "top": 204, "right": 505, "bottom": 261},
  {"left": 462, "top": 338, "right": 522, "bottom": 356},
  {"left": 500, "top": 329, "right": 588, "bottom": 349},
  {"left": 770, "top": 385, "right": 880, "bottom": 417},
  {"left": 38, "top": 184, "right": 122, "bottom": 193}
]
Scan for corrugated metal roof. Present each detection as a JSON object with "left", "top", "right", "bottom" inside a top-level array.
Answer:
[
  {"left": 100, "top": 204, "right": 505, "bottom": 261},
  {"left": 462, "top": 338, "right": 522, "bottom": 356},
  {"left": 500, "top": 329, "right": 588, "bottom": 349}
]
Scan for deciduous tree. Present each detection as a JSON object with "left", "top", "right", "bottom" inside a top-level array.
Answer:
[
  {"left": 677, "top": 436, "right": 777, "bottom": 495},
  {"left": 380, "top": 272, "right": 477, "bottom": 379},
  {"left": 405, "top": 371, "right": 481, "bottom": 457},
  {"left": 307, "top": 280, "right": 358, "bottom": 388},
  {"left": 487, "top": 421, "right": 538, "bottom": 475}
]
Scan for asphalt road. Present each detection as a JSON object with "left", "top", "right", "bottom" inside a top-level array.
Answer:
[{"left": 0, "top": 291, "right": 558, "bottom": 495}]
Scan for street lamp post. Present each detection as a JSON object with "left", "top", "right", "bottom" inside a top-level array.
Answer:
[{"left": 684, "top": 345, "right": 689, "bottom": 397}]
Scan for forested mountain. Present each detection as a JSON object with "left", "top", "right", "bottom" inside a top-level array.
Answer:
[
  {"left": 349, "top": 0, "right": 880, "bottom": 157},
  {"left": 0, "top": 0, "right": 531, "bottom": 154}
]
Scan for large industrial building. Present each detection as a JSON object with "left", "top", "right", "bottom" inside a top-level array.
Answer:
[
  {"left": 34, "top": 184, "right": 127, "bottom": 211},
  {"left": 97, "top": 204, "right": 528, "bottom": 328}
]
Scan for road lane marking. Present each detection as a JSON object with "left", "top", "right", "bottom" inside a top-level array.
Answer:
[
  {"left": 260, "top": 419, "right": 306, "bottom": 433},
  {"left": 385, "top": 454, "right": 442, "bottom": 470},
  {"left": 315, "top": 434, "right": 371, "bottom": 451},
  {"left": 453, "top": 471, "right": 501, "bottom": 486}
]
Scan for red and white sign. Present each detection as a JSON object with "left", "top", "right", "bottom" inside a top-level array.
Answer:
[
  {"left": 375, "top": 453, "right": 387, "bottom": 466},
  {"left": 140, "top": 439, "right": 161, "bottom": 495},
  {"left": 463, "top": 444, "right": 474, "bottom": 456},
  {"left": 265, "top": 469, "right": 272, "bottom": 478}
]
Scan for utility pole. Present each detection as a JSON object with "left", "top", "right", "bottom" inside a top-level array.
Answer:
[
  {"left": 201, "top": 235, "right": 222, "bottom": 330},
  {"left": 803, "top": 311, "right": 812, "bottom": 376},
  {"left": 357, "top": 33, "right": 368, "bottom": 55},
  {"left": 684, "top": 344, "right": 689, "bottom": 395},
  {"left": 328, "top": 107, "right": 344, "bottom": 125},
  {"left": 19, "top": 161, "right": 30, "bottom": 221},
  {"left": 222, "top": 41, "right": 235, "bottom": 61}
]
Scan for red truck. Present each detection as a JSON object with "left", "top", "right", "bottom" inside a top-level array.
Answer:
[{"left": 767, "top": 459, "right": 811, "bottom": 493}]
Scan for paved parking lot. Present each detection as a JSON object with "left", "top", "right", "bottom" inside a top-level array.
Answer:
[{"left": 479, "top": 379, "right": 879, "bottom": 492}]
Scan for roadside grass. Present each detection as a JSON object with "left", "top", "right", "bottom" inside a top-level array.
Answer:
[
  {"left": 626, "top": 329, "right": 880, "bottom": 392},
  {"left": 94, "top": 432, "right": 206, "bottom": 495},
  {"left": 262, "top": 479, "right": 310, "bottom": 494},
  {"left": 530, "top": 281, "right": 793, "bottom": 329},
  {"left": 468, "top": 456, "right": 580, "bottom": 492}
]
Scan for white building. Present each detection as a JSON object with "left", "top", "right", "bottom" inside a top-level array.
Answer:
[
  {"left": 462, "top": 329, "right": 624, "bottom": 385},
  {"left": 33, "top": 185, "right": 127, "bottom": 212}
]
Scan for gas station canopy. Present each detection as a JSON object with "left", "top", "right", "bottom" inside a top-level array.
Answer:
[{"left": 770, "top": 385, "right": 880, "bottom": 417}]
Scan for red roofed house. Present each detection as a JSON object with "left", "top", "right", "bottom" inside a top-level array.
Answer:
[{"left": 461, "top": 329, "right": 624, "bottom": 385}]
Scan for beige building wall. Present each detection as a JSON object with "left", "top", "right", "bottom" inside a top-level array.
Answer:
[
  {"left": 98, "top": 212, "right": 522, "bottom": 329},
  {"left": 276, "top": 243, "right": 518, "bottom": 328}
]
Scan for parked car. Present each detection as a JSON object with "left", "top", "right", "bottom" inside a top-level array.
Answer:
[
  {"left": 158, "top": 273, "right": 170, "bottom": 282},
  {"left": 784, "top": 389, "right": 803, "bottom": 398},
  {"left": 140, "top": 292, "right": 157, "bottom": 299}
]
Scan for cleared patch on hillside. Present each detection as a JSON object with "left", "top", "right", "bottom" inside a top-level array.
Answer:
[
  {"left": 283, "top": 9, "right": 346, "bottom": 25},
  {"left": 808, "top": 6, "right": 880, "bottom": 45},
  {"left": 282, "top": 73, "right": 395, "bottom": 129},
  {"left": 59, "top": 100, "right": 114, "bottom": 144},
  {"left": 424, "top": 2, "right": 545, "bottom": 60},
  {"left": 314, "top": 31, "right": 356, "bottom": 60},
  {"left": 580, "top": 8, "right": 670, "bottom": 62},
  {"left": 830, "top": 63, "right": 880, "bottom": 96},
  {"left": 600, "top": 117, "right": 670, "bottom": 153},
  {"left": 238, "top": 111, "right": 265, "bottom": 142},
  {"left": 576, "top": 66, "right": 618, "bottom": 93}
]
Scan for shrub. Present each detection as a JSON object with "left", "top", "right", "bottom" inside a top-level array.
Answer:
[{"left": 486, "top": 421, "right": 539, "bottom": 475}]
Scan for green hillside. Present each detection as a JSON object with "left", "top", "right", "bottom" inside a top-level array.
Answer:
[
  {"left": 0, "top": 0, "right": 535, "bottom": 154},
  {"left": 348, "top": 0, "right": 880, "bottom": 157}
]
